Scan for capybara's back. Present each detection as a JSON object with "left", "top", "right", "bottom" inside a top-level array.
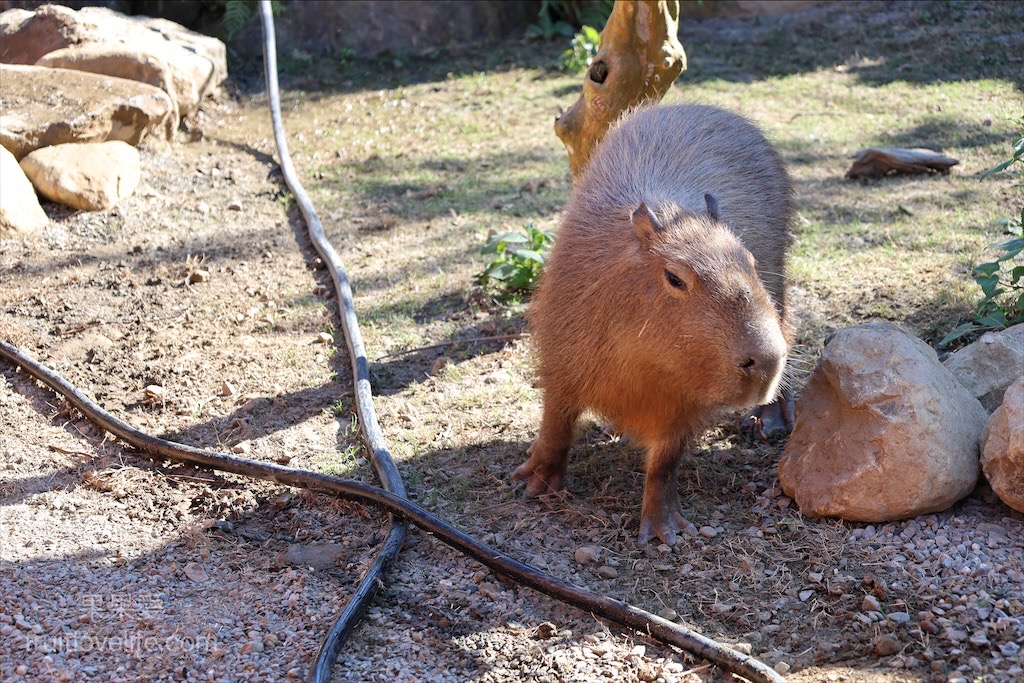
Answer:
[{"left": 516, "top": 103, "right": 793, "bottom": 545}]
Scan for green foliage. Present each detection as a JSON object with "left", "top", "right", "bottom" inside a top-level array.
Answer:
[
  {"left": 216, "top": 0, "right": 283, "bottom": 40},
  {"left": 526, "top": 0, "right": 612, "bottom": 40},
  {"left": 476, "top": 224, "right": 554, "bottom": 301},
  {"left": 559, "top": 25, "right": 601, "bottom": 73},
  {"left": 551, "top": 0, "right": 615, "bottom": 29},
  {"left": 221, "top": 0, "right": 252, "bottom": 38},
  {"left": 336, "top": 47, "right": 357, "bottom": 67},
  {"left": 525, "top": 1, "right": 575, "bottom": 40},
  {"left": 942, "top": 120, "right": 1024, "bottom": 345}
]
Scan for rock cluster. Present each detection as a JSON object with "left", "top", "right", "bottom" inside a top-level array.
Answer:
[
  {"left": 0, "top": 4, "right": 227, "bottom": 231},
  {"left": 780, "top": 322, "right": 1022, "bottom": 519}
]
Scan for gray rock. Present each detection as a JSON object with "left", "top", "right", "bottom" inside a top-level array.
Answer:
[
  {"left": 0, "top": 145, "right": 47, "bottom": 235},
  {"left": 943, "top": 324, "right": 1024, "bottom": 412},
  {"left": 20, "top": 141, "right": 141, "bottom": 212},
  {"left": 0, "top": 64, "right": 173, "bottom": 159},
  {"left": 980, "top": 377, "right": 1023, "bottom": 512},
  {"left": 779, "top": 322, "right": 987, "bottom": 522}
]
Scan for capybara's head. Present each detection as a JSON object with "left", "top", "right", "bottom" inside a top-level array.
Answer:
[{"left": 628, "top": 195, "right": 787, "bottom": 410}]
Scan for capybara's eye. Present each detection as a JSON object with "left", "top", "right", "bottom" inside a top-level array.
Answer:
[{"left": 665, "top": 270, "right": 686, "bottom": 290}]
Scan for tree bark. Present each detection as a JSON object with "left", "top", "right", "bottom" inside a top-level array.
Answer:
[{"left": 554, "top": 0, "right": 687, "bottom": 181}]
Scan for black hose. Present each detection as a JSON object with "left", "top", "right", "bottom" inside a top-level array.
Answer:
[
  {"left": 256, "top": 4, "right": 407, "bottom": 680},
  {"left": 0, "top": 340, "right": 784, "bottom": 683}
]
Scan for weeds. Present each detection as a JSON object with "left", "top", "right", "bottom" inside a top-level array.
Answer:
[
  {"left": 942, "top": 119, "right": 1024, "bottom": 345},
  {"left": 560, "top": 25, "right": 601, "bottom": 73},
  {"left": 475, "top": 223, "right": 554, "bottom": 302}
]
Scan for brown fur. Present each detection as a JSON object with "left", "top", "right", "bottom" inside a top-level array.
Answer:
[{"left": 514, "top": 104, "right": 793, "bottom": 544}]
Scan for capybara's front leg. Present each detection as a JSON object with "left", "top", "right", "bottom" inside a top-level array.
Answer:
[
  {"left": 637, "top": 439, "right": 697, "bottom": 545},
  {"left": 513, "top": 396, "right": 579, "bottom": 498}
]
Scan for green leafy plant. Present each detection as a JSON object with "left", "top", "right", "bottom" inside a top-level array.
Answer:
[
  {"left": 942, "top": 120, "right": 1024, "bottom": 345},
  {"left": 476, "top": 223, "right": 554, "bottom": 300},
  {"left": 525, "top": 1, "right": 576, "bottom": 40},
  {"left": 526, "top": 0, "right": 612, "bottom": 40},
  {"left": 560, "top": 25, "right": 601, "bottom": 73},
  {"left": 216, "top": 0, "right": 283, "bottom": 40}
]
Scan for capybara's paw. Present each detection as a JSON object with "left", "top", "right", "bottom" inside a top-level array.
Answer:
[
  {"left": 511, "top": 459, "right": 565, "bottom": 498},
  {"left": 637, "top": 506, "right": 697, "bottom": 546},
  {"left": 746, "top": 390, "right": 795, "bottom": 439}
]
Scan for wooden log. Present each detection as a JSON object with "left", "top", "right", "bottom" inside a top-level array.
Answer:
[
  {"left": 846, "top": 147, "right": 960, "bottom": 179},
  {"left": 554, "top": 0, "right": 687, "bottom": 181}
]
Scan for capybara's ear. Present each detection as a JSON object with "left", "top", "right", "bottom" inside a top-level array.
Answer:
[
  {"left": 704, "top": 193, "right": 720, "bottom": 221},
  {"left": 632, "top": 202, "right": 663, "bottom": 246}
]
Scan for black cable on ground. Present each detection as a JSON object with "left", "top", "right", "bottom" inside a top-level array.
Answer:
[
  {"left": 0, "top": 340, "right": 784, "bottom": 683},
  {"left": 256, "top": 4, "right": 407, "bottom": 680}
]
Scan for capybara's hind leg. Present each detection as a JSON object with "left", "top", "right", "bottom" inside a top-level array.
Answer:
[
  {"left": 638, "top": 440, "right": 697, "bottom": 545},
  {"left": 513, "top": 396, "right": 579, "bottom": 498}
]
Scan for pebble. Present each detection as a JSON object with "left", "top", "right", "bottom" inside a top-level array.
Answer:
[
  {"left": 861, "top": 595, "right": 881, "bottom": 612},
  {"left": 888, "top": 611, "right": 911, "bottom": 624},
  {"left": 595, "top": 566, "right": 618, "bottom": 579},
  {"left": 430, "top": 356, "right": 450, "bottom": 375},
  {"left": 144, "top": 384, "right": 166, "bottom": 400},
  {"left": 183, "top": 563, "right": 209, "bottom": 583},
  {"left": 698, "top": 526, "right": 719, "bottom": 538},
  {"left": 317, "top": 332, "right": 333, "bottom": 344},
  {"left": 188, "top": 268, "right": 210, "bottom": 283},
  {"left": 535, "top": 622, "right": 557, "bottom": 639},
  {"left": 874, "top": 634, "right": 901, "bottom": 656},
  {"left": 774, "top": 661, "right": 791, "bottom": 674},
  {"left": 575, "top": 546, "right": 602, "bottom": 564}
]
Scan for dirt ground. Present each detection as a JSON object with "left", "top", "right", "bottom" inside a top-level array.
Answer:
[{"left": 2, "top": 1, "right": 1023, "bottom": 682}]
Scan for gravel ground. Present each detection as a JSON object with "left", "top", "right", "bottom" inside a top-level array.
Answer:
[{"left": 2, "top": 2, "right": 1023, "bottom": 681}]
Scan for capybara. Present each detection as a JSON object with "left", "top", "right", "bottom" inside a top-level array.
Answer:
[{"left": 514, "top": 103, "right": 793, "bottom": 545}]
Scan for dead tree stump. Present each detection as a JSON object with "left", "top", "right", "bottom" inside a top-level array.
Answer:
[{"left": 554, "top": 0, "right": 687, "bottom": 181}]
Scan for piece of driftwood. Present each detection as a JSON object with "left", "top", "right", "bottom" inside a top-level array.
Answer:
[
  {"left": 554, "top": 0, "right": 687, "bottom": 181},
  {"left": 846, "top": 147, "right": 960, "bottom": 179}
]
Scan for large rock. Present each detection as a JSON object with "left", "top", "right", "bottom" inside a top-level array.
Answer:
[
  {"left": 0, "top": 64, "right": 173, "bottom": 159},
  {"left": 1, "top": 4, "right": 226, "bottom": 119},
  {"left": 37, "top": 46, "right": 184, "bottom": 126},
  {"left": 943, "top": 324, "right": 1024, "bottom": 412},
  {"left": 20, "top": 141, "right": 141, "bottom": 212},
  {"left": 779, "top": 322, "right": 988, "bottom": 522},
  {"left": 980, "top": 377, "right": 1024, "bottom": 512},
  {"left": 0, "top": 145, "right": 48, "bottom": 235}
]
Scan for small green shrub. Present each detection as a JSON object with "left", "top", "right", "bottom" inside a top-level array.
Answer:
[
  {"left": 942, "top": 120, "right": 1024, "bottom": 345},
  {"left": 525, "top": 1, "right": 575, "bottom": 40},
  {"left": 213, "top": 0, "right": 283, "bottom": 39},
  {"left": 526, "top": 0, "right": 612, "bottom": 40},
  {"left": 560, "top": 25, "right": 601, "bottom": 73},
  {"left": 476, "top": 223, "right": 554, "bottom": 301}
]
